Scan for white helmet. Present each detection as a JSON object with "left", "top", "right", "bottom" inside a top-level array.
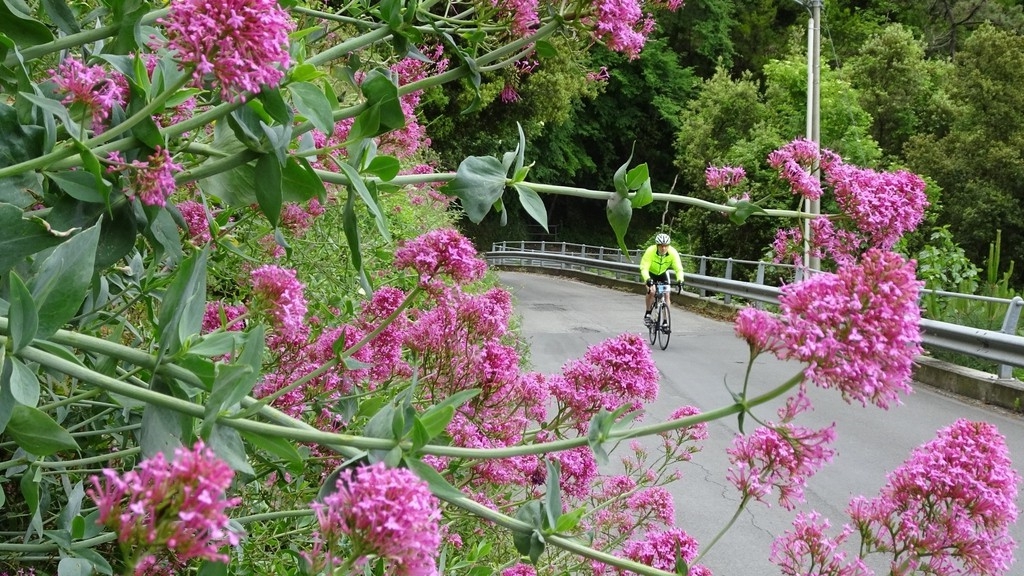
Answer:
[{"left": 655, "top": 233, "right": 671, "bottom": 246}]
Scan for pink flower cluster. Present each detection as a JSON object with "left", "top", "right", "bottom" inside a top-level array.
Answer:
[
  {"left": 585, "top": 0, "right": 656, "bottom": 59},
  {"left": 767, "top": 138, "right": 831, "bottom": 200},
  {"left": 848, "top": 419, "right": 1020, "bottom": 575},
  {"left": 612, "top": 528, "right": 711, "bottom": 576},
  {"left": 394, "top": 228, "right": 488, "bottom": 287},
  {"left": 307, "top": 462, "right": 441, "bottom": 576},
  {"left": 493, "top": 0, "right": 540, "bottom": 35},
  {"left": 158, "top": 0, "right": 295, "bottom": 102},
  {"left": 250, "top": 265, "right": 309, "bottom": 344},
  {"left": 727, "top": 423, "right": 836, "bottom": 510},
  {"left": 735, "top": 249, "right": 922, "bottom": 409},
  {"left": 550, "top": 333, "right": 660, "bottom": 432},
  {"left": 202, "top": 301, "right": 247, "bottom": 333},
  {"left": 770, "top": 512, "right": 870, "bottom": 576},
  {"left": 177, "top": 200, "right": 213, "bottom": 244},
  {"left": 87, "top": 442, "right": 241, "bottom": 570},
  {"left": 767, "top": 139, "right": 929, "bottom": 264},
  {"left": 107, "top": 147, "right": 183, "bottom": 207},
  {"left": 705, "top": 165, "right": 747, "bottom": 190},
  {"left": 51, "top": 58, "right": 127, "bottom": 132}
]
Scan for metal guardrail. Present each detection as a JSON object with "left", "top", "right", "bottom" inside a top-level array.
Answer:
[{"left": 485, "top": 245, "right": 1024, "bottom": 374}]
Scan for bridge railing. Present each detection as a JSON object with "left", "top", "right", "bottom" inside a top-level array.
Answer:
[{"left": 486, "top": 242, "right": 1024, "bottom": 376}]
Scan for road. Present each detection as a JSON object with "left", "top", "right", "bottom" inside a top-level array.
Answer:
[{"left": 497, "top": 270, "right": 1024, "bottom": 576}]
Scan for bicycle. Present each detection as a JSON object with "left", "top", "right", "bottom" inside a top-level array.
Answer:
[{"left": 645, "top": 281, "right": 673, "bottom": 350}]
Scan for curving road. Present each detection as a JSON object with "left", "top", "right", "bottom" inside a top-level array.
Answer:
[{"left": 498, "top": 270, "right": 1024, "bottom": 575}]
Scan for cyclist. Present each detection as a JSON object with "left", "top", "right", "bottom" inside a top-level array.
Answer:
[{"left": 639, "top": 233, "right": 685, "bottom": 323}]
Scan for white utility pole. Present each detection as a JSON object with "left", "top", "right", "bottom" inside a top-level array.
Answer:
[{"left": 807, "top": 0, "right": 822, "bottom": 272}]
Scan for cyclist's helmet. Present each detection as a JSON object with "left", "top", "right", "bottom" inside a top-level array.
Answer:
[{"left": 655, "top": 233, "right": 671, "bottom": 246}]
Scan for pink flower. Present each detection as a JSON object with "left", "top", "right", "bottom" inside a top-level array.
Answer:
[
  {"left": 735, "top": 250, "right": 922, "bottom": 409},
  {"left": 727, "top": 423, "right": 836, "bottom": 510},
  {"left": 502, "top": 565, "right": 538, "bottom": 576},
  {"left": 770, "top": 512, "right": 872, "bottom": 576},
  {"left": 550, "top": 333, "right": 659, "bottom": 431},
  {"left": 51, "top": 58, "right": 127, "bottom": 132},
  {"left": 613, "top": 528, "right": 709, "bottom": 575},
  {"left": 585, "top": 0, "right": 657, "bottom": 59},
  {"left": 500, "top": 82, "right": 521, "bottom": 103},
  {"left": 202, "top": 301, "right": 247, "bottom": 333},
  {"left": 394, "top": 228, "right": 487, "bottom": 286},
  {"left": 158, "top": 0, "right": 295, "bottom": 102},
  {"left": 848, "top": 419, "right": 1021, "bottom": 576},
  {"left": 108, "top": 147, "right": 183, "bottom": 207},
  {"left": 250, "top": 265, "right": 308, "bottom": 343},
  {"left": 87, "top": 442, "right": 241, "bottom": 569},
  {"left": 307, "top": 462, "right": 441, "bottom": 576},
  {"left": 177, "top": 200, "right": 212, "bottom": 244},
  {"left": 705, "top": 165, "right": 747, "bottom": 190},
  {"left": 825, "top": 162, "right": 928, "bottom": 251}
]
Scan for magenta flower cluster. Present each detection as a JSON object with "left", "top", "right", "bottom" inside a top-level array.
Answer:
[
  {"left": 87, "top": 442, "right": 241, "bottom": 571},
  {"left": 770, "top": 512, "right": 870, "bottom": 576},
  {"left": 848, "top": 419, "right": 1021, "bottom": 575},
  {"left": 158, "top": 0, "right": 295, "bottom": 102},
  {"left": 705, "top": 165, "right": 747, "bottom": 190},
  {"left": 735, "top": 249, "right": 923, "bottom": 409},
  {"left": 727, "top": 423, "right": 836, "bottom": 510},
  {"left": 250, "top": 264, "right": 309, "bottom": 344},
  {"left": 767, "top": 138, "right": 829, "bottom": 200},
  {"left": 613, "top": 528, "right": 711, "bottom": 576},
  {"left": 393, "top": 227, "right": 488, "bottom": 287},
  {"left": 107, "top": 147, "right": 183, "bottom": 207},
  {"left": 307, "top": 462, "right": 441, "bottom": 576},
  {"left": 51, "top": 57, "right": 127, "bottom": 131}
]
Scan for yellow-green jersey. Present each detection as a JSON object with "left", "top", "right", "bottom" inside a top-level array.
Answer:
[{"left": 639, "top": 245, "right": 685, "bottom": 283}]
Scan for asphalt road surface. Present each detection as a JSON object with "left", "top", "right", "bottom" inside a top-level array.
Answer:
[{"left": 497, "top": 270, "right": 1024, "bottom": 576}]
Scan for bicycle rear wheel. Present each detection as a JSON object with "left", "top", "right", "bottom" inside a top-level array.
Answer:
[{"left": 657, "top": 303, "right": 671, "bottom": 350}]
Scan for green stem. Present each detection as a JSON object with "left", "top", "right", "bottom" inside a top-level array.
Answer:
[
  {"left": 233, "top": 509, "right": 313, "bottom": 524},
  {"left": 443, "top": 494, "right": 682, "bottom": 576},
  {"left": 89, "top": 73, "right": 193, "bottom": 149},
  {"left": 692, "top": 495, "right": 752, "bottom": 565},
  {"left": 33, "top": 447, "right": 141, "bottom": 469},
  {"left": 0, "top": 532, "right": 116, "bottom": 553}
]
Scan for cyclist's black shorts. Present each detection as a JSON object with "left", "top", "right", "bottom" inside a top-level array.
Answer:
[{"left": 649, "top": 272, "right": 670, "bottom": 283}]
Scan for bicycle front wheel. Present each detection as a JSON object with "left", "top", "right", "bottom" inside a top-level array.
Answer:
[
  {"left": 657, "top": 303, "right": 671, "bottom": 350},
  {"left": 648, "top": 306, "right": 658, "bottom": 345}
]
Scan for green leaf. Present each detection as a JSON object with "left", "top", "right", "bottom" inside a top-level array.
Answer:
[
  {"left": 57, "top": 558, "right": 92, "bottom": 576},
  {"left": 254, "top": 154, "right": 284, "bottom": 226},
  {"left": 0, "top": 203, "right": 64, "bottom": 275},
  {"left": 140, "top": 387, "right": 185, "bottom": 458},
  {"left": 29, "top": 222, "right": 100, "bottom": 339},
  {"left": 6, "top": 356, "right": 39, "bottom": 407},
  {"left": 606, "top": 193, "right": 632, "bottom": 255},
  {"left": 8, "top": 271, "right": 38, "bottom": 353},
  {"left": 207, "top": 424, "right": 254, "bottom": 476},
  {"left": 515, "top": 122, "right": 526, "bottom": 174},
  {"left": 45, "top": 170, "right": 106, "bottom": 203},
  {"left": 240, "top": 430, "right": 304, "bottom": 475},
  {"left": 289, "top": 63, "right": 323, "bottom": 83},
  {"left": 73, "top": 547, "right": 113, "bottom": 575},
  {"left": 0, "top": 0, "right": 53, "bottom": 46},
  {"left": 124, "top": 80, "right": 164, "bottom": 149},
  {"left": 441, "top": 156, "right": 507, "bottom": 223},
  {"left": 342, "top": 184, "right": 363, "bottom": 274},
  {"left": 360, "top": 70, "right": 405, "bottom": 132},
  {"left": 186, "top": 332, "right": 243, "bottom": 358},
  {"left": 141, "top": 205, "right": 184, "bottom": 266},
  {"left": 631, "top": 178, "right": 654, "bottom": 208},
  {"left": 156, "top": 248, "right": 208, "bottom": 357},
  {"left": 282, "top": 156, "right": 326, "bottom": 204},
  {"left": 7, "top": 405, "right": 79, "bottom": 455},
  {"left": 19, "top": 91, "right": 80, "bottom": 141},
  {"left": 257, "top": 88, "right": 292, "bottom": 125},
  {"left": 338, "top": 161, "right": 391, "bottom": 242},
  {"left": 289, "top": 82, "right": 335, "bottom": 135},
  {"left": 365, "top": 155, "right": 400, "bottom": 181},
  {"left": 512, "top": 501, "right": 546, "bottom": 564},
  {"left": 417, "top": 405, "right": 454, "bottom": 441},
  {"left": 514, "top": 184, "right": 547, "bottom": 231},
  {"left": 202, "top": 325, "right": 264, "bottom": 431},
  {"left": 404, "top": 456, "right": 466, "bottom": 501},
  {"left": 612, "top": 151, "right": 634, "bottom": 198},
  {"left": 227, "top": 106, "right": 267, "bottom": 152},
  {"left": 625, "top": 163, "right": 649, "bottom": 190},
  {"left": 0, "top": 102, "right": 46, "bottom": 208},
  {"left": 20, "top": 463, "right": 38, "bottom": 512},
  {"left": 534, "top": 40, "right": 557, "bottom": 58},
  {"left": 729, "top": 199, "right": 767, "bottom": 225},
  {"left": 41, "top": 0, "right": 80, "bottom": 35},
  {"left": 544, "top": 459, "right": 562, "bottom": 531},
  {"left": 554, "top": 508, "right": 585, "bottom": 533}
]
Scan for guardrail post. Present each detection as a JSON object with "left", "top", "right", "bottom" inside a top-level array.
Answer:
[
  {"left": 699, "top": 257, "right": 707, "bottom": 298},
  {"left": 997, "top": 296, "right": 1024, "bottom": 379},
  {"left": 724, "top": 259, "right": 734, "bottom": 305},
  {"left": 755, "top": 262, "right": 765, "bottom": 310}
]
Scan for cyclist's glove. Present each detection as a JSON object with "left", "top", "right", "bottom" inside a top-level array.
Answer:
[{"left": 645, "top": 279, "right": 654, "bottom": 287}]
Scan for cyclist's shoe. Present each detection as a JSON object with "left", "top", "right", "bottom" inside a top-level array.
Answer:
[{"left": 643, "top": 313, "right": 652, "bottom": 325}]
